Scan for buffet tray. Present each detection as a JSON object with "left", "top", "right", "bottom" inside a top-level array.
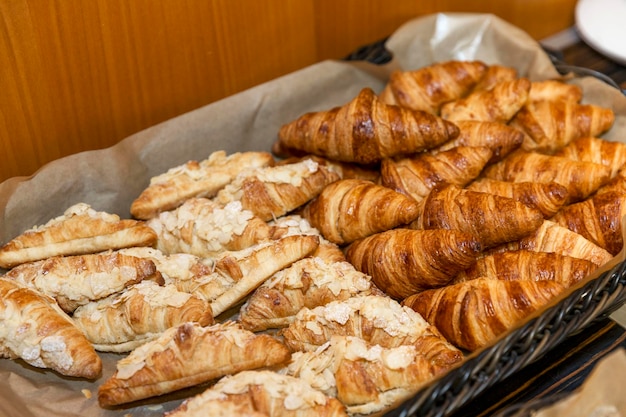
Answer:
[{"left": 1, "top": 12, "right": 626, "bottom": 417}]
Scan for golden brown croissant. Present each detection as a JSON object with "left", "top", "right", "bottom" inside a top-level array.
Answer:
[
  {"left": 166, "top": 370, "right": 348, "bottom": 417},
  {"left": 286, "top": 335, "right": 445, "bottom": 416},
  {"left": 510, "top": 100, "right": 615, "bottom": 153},
  {"left": 72, "top": 280, "right": 214, "bottom": 352},
  {"left": 276, "top": 88, "right": 460, "bottom": 164},
  {"left": 434, "top": 120, "right": 524, "bottom": 163},
  {"left": 471, "top": 64, "right": 518, "bottom": 92},
  {"left": 3, "top": 251, "right": 161, "bottom": 313},
  {"left": 527, "top": 79, "right": 583, "bottom": 103},
  {"left": 551, "top": 190, "right": 626, "bottom": 256},
  {"left": 345, "top": 228, "right": 481, "bottom": 299},
  {"left": 554, "top": 136, "right": 626, "bottom": 178},
  {"left": 0, "top": 278, "right": 102, "bottom": 379},
  {"left": 273, "top": 154, "right": 381, "bottom": 183},
  {"left": 381, "top": 145, "right": 493, "bottom": 202},
  {"left": 98, "top": 321, "right": 291, "bottom": 407},
  {"left": 279, "top": 295, "right": 463, "bottom": 369},
  {"left": 452, "top": 249, "right": 597, "bottom": 287},
  {"left": 147, "top": 198, "right": 271, "bottom": 257},
  {"left": 300, "top": 179, "right": 421, "bottom": 245},
  {"left": 499, "top": 220, "right": 614, "bottom": 267},
  {"left": 482, "top": 151, "right": 612, "bottom": 203},
  {"left": 130, "top": 150, "right": 275, "bottom": 220},
  {"left": 0, "top": 203, "right": 157, "bottom": 269},
  {"left": 466, "top": 178, "right": 569, "bottom": 218},
  {"left": 238, "top": 257, "right": 380, "bottom": 332},
  {"left": 379, "top": 60, "right": 488, "bottom": 113},
  {"left": 403, "top": 278, "right": 566, "bottom": 351},
  {"left": 215, "top": 158, "right": 341, "bottom": 221},
  {"left": 440, "top": 78, "right": 531, "bottom": 124},
  {"left": 412, "top": 184, "right": 544, "bottom": 249}
]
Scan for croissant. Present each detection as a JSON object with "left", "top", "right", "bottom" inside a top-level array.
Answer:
[
  {"left": 551, "top": 190, "right": 626, "bottom": 255},
  {"left": 452, "top": 249, "right": 597, "bottom": 287},
  {"left": 130, "top": 150, "right": 275, "bottom": 220},
  {"left": 440, "top": 78, "right": 531, "bottom": 124},
  {"left": 499, "top": 220, "right": 614, "bottom": 267},
  {"left": 482, "top": 151, "right": 612, "bottom": 203},
  {"left": 300, "top": 179, "right": 421, "bottom": 245},
  {"left": 286, "top": 335, "right": 444, "bottom": 416},
  {"left": 166, "top": 370, "right": 348, "bottom": 417},
  {"left": 239, "top": 257, "right": 380, "bottom": 331},
  {"left": 0, "top": 203, "right": 157, "bottom": 269},
  {"left": 527, "top": 79, "right": 583, "bottom": 103},
  {"left": 279, "top": 295, "right": 463, "bottom": 369},
  {"left": 471, "top": 64, "right": 518, "bottom": 92},
  {"left": 345, "top": 228, "right": 481, "bottom": 299},
  {"left": 510, "top": 100, "right": 615, "bottom": 153},
  {"left": 378, "top": 60, "right": 488, "bottom": 113},
  {"left": 435, "top": 120, "right": 524, "bottom": 163},
  {"left": 215, "top": 158, "right": 341, "bottom": 221},
  {"left": 466, "top": 178, "right": 569, "bottom": 218},
  {"left": 274, "top": 154, "right": 381, "bottom": 183},
  {"left": 72, "top": 280, "right": 214, "bottom": 352},
  {"left": 98, "top": 321, "right": 291, "bottom": 407},
  {"left": 3, "top": 251, "right": 162, "bottom": 313},
  {"left": 380, "top": 145, "right": 493, "bottom": 202},
  {"left": 0, "top": 278, "right": 102, "bottom": 379},
  {"left": 412, "top": 184, "right": 544, "bottom": 249},
  {"left": 276, "top": 88, "right": 460, "bottom": 164},
  {"left": 147, "top": 198, "right": 271, "bottom": 257},
  {"left": 554, "top": 136, "right": 626, "bottom": 178},
  {"left": 403, "top": 278, "right": 566, "bottom": 351}
]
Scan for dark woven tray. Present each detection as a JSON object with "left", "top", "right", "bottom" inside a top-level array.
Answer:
[{"left": 345, "top": 39, "right": 626, "bottom": 417}]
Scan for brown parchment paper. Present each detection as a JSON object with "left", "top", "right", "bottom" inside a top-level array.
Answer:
[{"left": 1, "top": 12, "right": 626, "bottom": 417}]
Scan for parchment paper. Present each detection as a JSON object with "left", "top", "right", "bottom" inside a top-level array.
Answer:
[{"left": 1, "top": 12, "right": 626, "bottom": 417}]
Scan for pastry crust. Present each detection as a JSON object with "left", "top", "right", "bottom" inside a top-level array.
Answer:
[
  {"left": 0, "top": 278, "right": 102, "bottom": 379},
  {"left": 72, "top": 280, "right": 214, "bottom": 352},
  {"left": 130, "top": 150, "right": 275, "bottom": 220},
  {"left": 3, "top": 251, "right": 162, "bottom": 313},
  {"left": 98, "top": 321, "right": 291, "bottom": 407},
  {"left": 0, "top": 203, "right": 157, "bottom": 269}
]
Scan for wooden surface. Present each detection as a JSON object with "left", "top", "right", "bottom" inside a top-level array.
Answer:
[{"left": 1, "top": 0, "right": 578, "bottom": 182}]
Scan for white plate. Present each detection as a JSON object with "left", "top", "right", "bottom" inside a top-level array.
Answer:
[{"left": 576, "top": 0, "right": 626, "bottom": 65}]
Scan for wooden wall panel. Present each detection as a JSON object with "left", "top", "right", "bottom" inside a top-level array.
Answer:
[{"left": 0, "top": 0, "right": 577, "bottom": 182}]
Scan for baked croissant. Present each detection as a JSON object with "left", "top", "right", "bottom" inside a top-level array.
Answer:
[
  {"left": 285, "top": 335, "right": 444, "bottom": 416},
  {"left": 554, "top": 136, "right": 626, "bottom": 178},
  {"left": 345, "top": 228, "right": 481, "bottom": 299},
  {"left": 466, "top": 178, "right": 569, "bottom": 218},
  {"left": 98, "top": 321, "right": 291, "bottom": 407},
  {"left": 279, "top": 295, "right": 463, "bottom": 369},
  {"left": 527, "top": 79, "right": 583, "bottom": 103},
  {"left": 276, "top": 87, "right": 460, "bottom": 164},
  {"left": 434, "top": 120, "right": 524, "bottom": 163},
  {"left": 72, "top": 280, "right": 214, "bottom": 352},
  {"left": 510, "top": 100, "right": 615, "bottom": 153},
  {"left": 378, "top": 60, "right": 488, "bottom": 113},
  {"left": 380, "top": 145, "right": 493, "bottom": 202},
  {"left": 0, "top": 202, "right": 157, "bottom": 269},
  {"left": 452, "top": 249, "right": 597, "bottom": 287},
  {"left": 300, "top": 179, "right": 421, "bottom": 245},
  {"left": 166, "top": 370, "right": 348, "bottom": 417},
  {"left": 0, "top": 278, "right": 102, "bottom": 379},
  {"left": 440, "top": 78, "right": 531, "bottom": 124},
  {"left": 412, "top": 184, "right": 544, "bottom": 249},
  {"left": 499, "top": 220, "right": 614, "bottom": 267},
  {"left": 3, "top": 251, "right": 162, "bottom": 313},
  {"left": 238, "top": 257, "right": 380, "bottom": 332},
  {"left": 551, "top": 190, "right": 626, "bottom": 256},
  {"left": 482, "top": 151, "right": 612, "bottom": 202},
  {"left": 215, "top": 158, "right": 341, "bottom": 222},
  {"left": 402, "top": 278, "right": 566, "bottom": 351},
  {"left": 147, "top": 198, "right": 271, "bottom": 257},
  {"left": 130, "top": 150, "right": 275, "bottom": 220},
  {"left": 471, "top": 64, "right": 518, "bottom": 92}
]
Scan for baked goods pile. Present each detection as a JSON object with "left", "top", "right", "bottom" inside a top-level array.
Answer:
[{"left": 0, "top": 59, "right": 624, "bottom": 416}]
